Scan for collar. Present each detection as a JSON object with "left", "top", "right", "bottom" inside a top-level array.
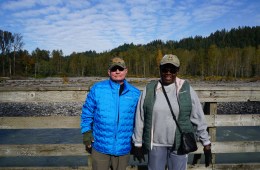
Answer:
[{"left": 156, "top": 77, "right": 185, "bottom": 94}]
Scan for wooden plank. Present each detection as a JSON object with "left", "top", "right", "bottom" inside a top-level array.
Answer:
[
  {"left": 0, "top": 86, "right": 260, "bottom": 103},
  {"left": 212, "top": 141, "right": 260, "bottom": 153},
  {"left": 1, "top": 115, "right": 259, "bottom": 129},
  {"left": 0, "top": 142, "right": 259, "bottom": 156},
  {"left": 0, "top": 91, "right": 88, "bottom": 102},
  {"left": 0, "top": 144, "right": 87, "bottom": 156},
  {"left": 213, "top": 163, "right": 260, "bottom": 170},
  {"left": 0, "top": 116, "right": 80, "bottom": 129},
  {"left": 0, "top": 165, "right": 206, "bottom": 170},
  {"left": 189, "top": 163, "right": 260, "bottom": 170},
  {"left": 206, "top": 114, "right": 260, "bottom": 127},
  {"left": 214, "top": 114, "right": 260, "bottom": 126},
  {"left": 0, "top": 164, "right": 260, "bottom": 170},
  {"left": 196, "top": 88, "right": 260, "bottom": 102},
  {"left": 205, "top": 114, "right": 215, "bottom": 127},
  {"left": 1, "top": 86, "right": 260, "bottom": 92},
  {"left": 0, "top": 167, "right": 91, "bottom": 170},
  {"left": 0, "top": 86, "right": 90, "bottom": 91}
]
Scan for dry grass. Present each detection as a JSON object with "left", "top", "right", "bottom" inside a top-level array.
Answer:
[{"left": 62, "top": 76, "right": 69, "bottom": 84}]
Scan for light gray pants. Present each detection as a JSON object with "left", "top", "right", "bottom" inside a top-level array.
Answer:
[
  {"left": 92, "top": 148, "right": 130, "bottom": 170},
  {"left": 148, "top": 146, "right": 188, "bottom": 170}
]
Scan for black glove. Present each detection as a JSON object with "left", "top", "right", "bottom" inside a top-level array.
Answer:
[
  {"left": 83, "top": 130, "right": 93, "bottom": 154},
  {"left": 204, "top": 144, "right": 212, "bottom": 167},
  {"left": 133, "top": 146, "right": 145, "bottom": 163},
  {"left": 192, "top": 154, "right": 202, "bottom": 165}
]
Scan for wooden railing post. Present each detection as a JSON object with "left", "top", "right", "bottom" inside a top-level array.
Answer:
[
  {"left": 204, "top": 102, "right": 217, "bottom": 168},
  {"left": 88, "top": 153, "right": 92, "bottom": 168}
]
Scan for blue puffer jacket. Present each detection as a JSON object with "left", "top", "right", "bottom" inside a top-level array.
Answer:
[{"left": 81, "top": 79, "right": 140, "bottom": 156}]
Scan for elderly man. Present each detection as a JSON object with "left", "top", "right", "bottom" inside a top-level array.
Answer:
[{"left": 81, "top": 57, "right": 140, "bottom": 170}]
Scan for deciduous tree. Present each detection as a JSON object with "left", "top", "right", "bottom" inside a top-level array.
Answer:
[{"left": 12, "top": 33, "right": 24, "bottom": 75}]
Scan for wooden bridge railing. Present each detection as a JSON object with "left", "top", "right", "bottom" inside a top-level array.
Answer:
[{"left": 0, "top": 85, "right": 260, "bottom": 170}]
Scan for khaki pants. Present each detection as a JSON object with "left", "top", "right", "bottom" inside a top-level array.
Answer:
[{"left": 92, "top": 148, "right": 130, "bottom": 170}]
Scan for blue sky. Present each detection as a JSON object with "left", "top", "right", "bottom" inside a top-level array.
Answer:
[{"left": 1, "top": 0, "right": 259, "bottom": 56}]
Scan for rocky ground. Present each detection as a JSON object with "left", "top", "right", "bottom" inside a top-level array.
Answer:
[
  {"left": 0, "top": 101, "right": 260, "bottom": 117},
  {"left": 0, "top": 77, "right": 259, "bottom": 116}
]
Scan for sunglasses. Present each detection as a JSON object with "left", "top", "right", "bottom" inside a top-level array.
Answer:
[
  {"left": 161, "top": 67, "right": 178, "bottom": 74},
  {"left": 110, "top": 66, "right": 124, "bottom": 72}
]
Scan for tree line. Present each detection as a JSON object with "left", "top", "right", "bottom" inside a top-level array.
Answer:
[{"left": 0, "top": 26, "right": 259, "bottom": 79}]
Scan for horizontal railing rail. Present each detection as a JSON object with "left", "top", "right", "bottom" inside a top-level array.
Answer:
[
  {"left": 0, "top": 86, "right": 260, "bottom": 103},
  {"left": 1, "top": 114, "right": 259, "bottom": 129}
]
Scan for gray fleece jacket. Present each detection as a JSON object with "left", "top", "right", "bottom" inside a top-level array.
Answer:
[{"left": 132, "top": 77, "right": 211, "bottom": 150}]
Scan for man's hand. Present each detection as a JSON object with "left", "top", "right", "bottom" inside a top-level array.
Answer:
[
  {"left": 83, "top": 130, "right": 94, "bottom": 154},
  {"left": 133, "top": 146, "right": 145, "bottom": 163},
  {"left": 204, "top": 144, "right": 212, "bottom": 167}
]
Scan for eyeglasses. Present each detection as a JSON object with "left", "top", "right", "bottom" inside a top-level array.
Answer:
[
  {"left": 110, "top": 66, "right": 124, "bottom": 72},
  {"left": 161, "top": 67, "right": 178, "bottom": 74}
]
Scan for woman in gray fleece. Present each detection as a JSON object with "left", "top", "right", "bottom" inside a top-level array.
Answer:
[{"left": 132, "top": 54, "right": 212, "bottom": 170}]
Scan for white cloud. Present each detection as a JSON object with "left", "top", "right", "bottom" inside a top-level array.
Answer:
[
  {"left": 0, "top": 0, "right": 259, "bottom": 55},
  {"left": 1, "top": 0, "right": 36, "bottom": 10}
]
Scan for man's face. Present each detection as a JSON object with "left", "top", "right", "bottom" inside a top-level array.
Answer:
[
  {"left": 160, "top": 64, "right": 179, "bottom": 85},
  {"left": 108, "top": 66, "right": 128, "bottom": 83}
]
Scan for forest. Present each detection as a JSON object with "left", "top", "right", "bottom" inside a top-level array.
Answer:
[{"left": 0, "top": 26, "right": 259, "bottom": 79}]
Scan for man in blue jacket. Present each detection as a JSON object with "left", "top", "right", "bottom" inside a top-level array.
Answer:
[{"left": 81, "top": 57, "right": 140, "bottom": 170}]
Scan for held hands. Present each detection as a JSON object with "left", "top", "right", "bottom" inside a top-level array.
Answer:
[
  {"left": 203, "top": 144, "right": 212, "bottom": 167},
  {"left": 83, "top": 130, "right": 94, "bottom": 154},
  {"left": 133, "top": 146, "right": 145, "bottom": 163}
]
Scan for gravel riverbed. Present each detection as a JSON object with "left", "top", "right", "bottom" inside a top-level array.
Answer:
[{"left": 0, "top": 101, "right": 259, "bottom": 117}]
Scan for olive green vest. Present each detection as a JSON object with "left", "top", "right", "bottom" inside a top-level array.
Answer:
[{"left": 143, "top": 80, "right": 195, "bottom": 151}]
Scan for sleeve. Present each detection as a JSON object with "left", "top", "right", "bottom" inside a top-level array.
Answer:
[
  {"left": 80, "top": 85, "right": 97, "bottom": 134},
  {"left": 132, "top": 88, "right": 146, "bottom": 147},
  {"left": 189, "top": 86, "right": 211, "bottom": 146}
]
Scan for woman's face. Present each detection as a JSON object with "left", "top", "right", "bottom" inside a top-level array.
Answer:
[{"left": 160, "top": 64, "right": 179, "bottom": 85}]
